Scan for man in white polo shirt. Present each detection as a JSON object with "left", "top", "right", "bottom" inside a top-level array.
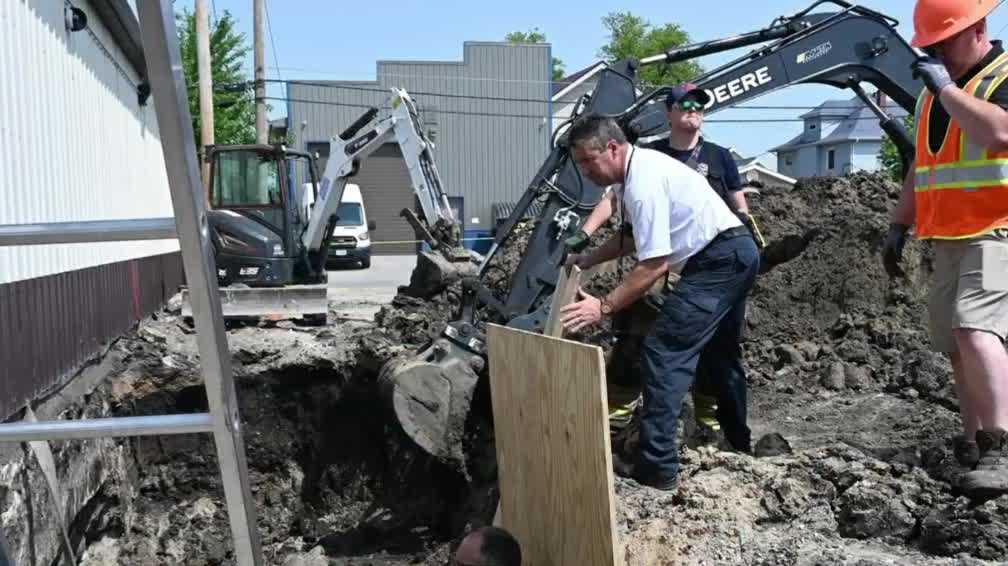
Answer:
[{"left": 560, "top": 115, "right": 759, "bottom": 491}]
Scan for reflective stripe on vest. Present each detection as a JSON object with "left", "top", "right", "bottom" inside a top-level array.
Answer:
[{"left": 914, "top": 51, "right": 1008, "bottom": 239}]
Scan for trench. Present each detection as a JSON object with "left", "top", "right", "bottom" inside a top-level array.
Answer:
[{"left": 68, "top": 358, "right": 493, "bottom": 566}]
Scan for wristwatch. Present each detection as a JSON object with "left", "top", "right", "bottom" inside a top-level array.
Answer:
[{"left": 600, "top": 296, "right": 614, "bottom": 317}]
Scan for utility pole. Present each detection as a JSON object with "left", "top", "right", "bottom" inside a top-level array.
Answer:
[
  {"left": 253, "top": 0, "right": 267, "bottom": 144},
  {"left": 196, "top": 0, "right": 214, "bottom": 195}
]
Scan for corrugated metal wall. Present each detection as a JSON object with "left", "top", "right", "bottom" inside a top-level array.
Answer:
[
  {"left": 288, "top": 42, "right": 552, "bottom": 232},
  {"left": 0, "top": 1, "right": 178, "bottom": 286},
  {"left": 0, "top": 252, "right": 183, "bottom": 420}
]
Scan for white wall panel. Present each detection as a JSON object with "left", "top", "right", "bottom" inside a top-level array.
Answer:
[{"left": 0, "top": 0, "right": 177, "bottom": 285}]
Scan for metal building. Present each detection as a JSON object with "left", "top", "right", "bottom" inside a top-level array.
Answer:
[
  {"left": 286, "top": 42, "right": 552, "bottom": 254},
  {"left": 0, "top": 1, "right": 182, "bottom": 419}
]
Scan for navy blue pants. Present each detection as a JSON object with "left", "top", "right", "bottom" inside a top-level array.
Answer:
[{"left": 636, "top": 229, "right": 759, "bottom": 482}]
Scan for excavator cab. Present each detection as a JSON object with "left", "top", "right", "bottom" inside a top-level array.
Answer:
[
  {"left": 207, "top": 145, "right": 324, "bottom": 287},
  {"left": 181, "top": 144, "right": 330, "bottom": 322}
]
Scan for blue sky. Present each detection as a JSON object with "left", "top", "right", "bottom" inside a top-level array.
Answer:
[{"left": 176, "top": 1, "right": 1008, "bottom": 159}]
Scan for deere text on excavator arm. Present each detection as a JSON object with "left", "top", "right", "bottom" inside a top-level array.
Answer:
[{"left": 381, "top": 0, "right": 924, "bottom": 470}]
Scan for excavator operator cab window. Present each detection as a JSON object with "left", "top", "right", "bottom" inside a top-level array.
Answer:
[
  {"left": 211, "top": 149, "right": 285, "bottom": 231},
  {"left": 213, "top": 150, "right": 283, "bottom": 208}
]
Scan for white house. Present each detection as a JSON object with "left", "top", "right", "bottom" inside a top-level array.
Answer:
[{"left": 772, "top": 94, "right": 908, "bottom": 178}]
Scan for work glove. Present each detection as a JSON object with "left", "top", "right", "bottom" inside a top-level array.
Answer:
[
  {"left": 737, "top": 211, "right": 766, "bottom": 249},
  {"left": 564, "top": 229, "right": 591, "bottom": 253},
  {"left": 882, "top": 223, "right": 910, "bottom": 278},
  {"left": 912, "top": 56, "right": 953, "bottom": 95}
]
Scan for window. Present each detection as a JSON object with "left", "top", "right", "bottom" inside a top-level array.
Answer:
[
  {"left": 211, "top": 149, "right": 285, "bottom": 231},
  {"left": 828, "top": 149, "right": 836, "bottom": 170},
  {"left": 784, "top": 153, "right": 794, "bottom": 166},
  {"left": 213, "top": 150, "right": 282, "bottom": 208},
  {"left": 335, "top": 203, "right": 364, "bottom": 227}
]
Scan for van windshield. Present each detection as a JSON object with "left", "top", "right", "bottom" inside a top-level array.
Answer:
[{"left": 335, "top": 203, "right": 363, "bottom": 226}]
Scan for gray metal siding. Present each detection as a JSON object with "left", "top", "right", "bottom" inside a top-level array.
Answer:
[
  {"left": 289, "top": 42, "right": 551, "bottom": 232},
  {"left": 351, "top": 145, "right": 417, "bottom": 255}
]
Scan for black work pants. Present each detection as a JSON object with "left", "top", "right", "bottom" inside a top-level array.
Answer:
[{"left": 636, "top": 228, "right": 759, "bottom": 482}]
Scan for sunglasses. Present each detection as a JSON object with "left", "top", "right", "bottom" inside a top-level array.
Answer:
[{"left": 671, "top": 100, "right": 705, "bottom": 112}]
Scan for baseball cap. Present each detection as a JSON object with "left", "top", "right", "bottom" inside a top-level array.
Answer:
[{"left": 665, "top": 83, "right": 711, "bottom": 107}]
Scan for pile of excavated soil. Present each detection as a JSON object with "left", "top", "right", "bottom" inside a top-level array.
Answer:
[{"left": 54, "top": 172, "right": 1008, "bottom": 565}]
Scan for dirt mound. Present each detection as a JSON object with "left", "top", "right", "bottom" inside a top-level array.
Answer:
[{"left": 744, "top": 173, "right": 951, "bottom": 407}]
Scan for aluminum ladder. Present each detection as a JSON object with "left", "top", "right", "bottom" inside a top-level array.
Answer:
[{"left": 0, "top": 2, "right": 263, "bottom": 563}]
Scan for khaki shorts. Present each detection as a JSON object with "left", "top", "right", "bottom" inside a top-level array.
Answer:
[{"left": 929, "top": 228, "right": 1008, "bottom": 353}]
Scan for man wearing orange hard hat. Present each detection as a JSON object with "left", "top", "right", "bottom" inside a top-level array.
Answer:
[{"left": 885, "top": 0, "right": 1008, "bottom": 500}]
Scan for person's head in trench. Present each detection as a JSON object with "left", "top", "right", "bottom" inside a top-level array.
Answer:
[
  {"left": 664, "top": 82, "right": 711, "bottom": 137},
  {"left": 568, "top": 114, "right": 631, "bottom": 188},
  {"left": 451, "top": 526, "right": 522, "bottom": 566}
]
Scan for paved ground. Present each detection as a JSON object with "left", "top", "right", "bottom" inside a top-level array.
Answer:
[{"left": 326, "top": 254, "right": 416, "bottom": 319}]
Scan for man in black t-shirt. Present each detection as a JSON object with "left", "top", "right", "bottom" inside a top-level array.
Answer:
[{"left": 644, "top": 84, "right": 753, "bottom": 218}]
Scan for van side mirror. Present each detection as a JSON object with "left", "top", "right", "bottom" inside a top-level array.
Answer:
[{"left": 368, "top": 220, "right": 377, "bottom": 231}]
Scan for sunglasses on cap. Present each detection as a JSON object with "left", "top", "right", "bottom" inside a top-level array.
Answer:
[{"left": 671, "top": 99, "right": 705, "bottom": 112}]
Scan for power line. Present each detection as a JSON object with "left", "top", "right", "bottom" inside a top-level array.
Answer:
[
  {"left": 268, "top": 95, "right": 908, "bottom": 123},
  {"left": 277, "top": 79, "right": 559, "bottom": 104},
  {"left": 260, "top": 79, "right": 904, "bottom": 112},
  {"left": 994, "top": 0, "right": 1008, "bottom": 37},
  {"left": 271, "top": 66, "right": 562, "bottom": 85},
  {"left": 264, "top": 0, "right": 282, "bottom": 82},
  {"left": 265, "top": 96, "right": 548, "bottom": 120}
]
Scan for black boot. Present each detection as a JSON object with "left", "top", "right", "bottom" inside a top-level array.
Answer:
[
  {"left": 953, "top": 434, "right": 981, "bottom": 468},
  {"left": 961, "top": 429, "right": 1008, "bottom": 500}
]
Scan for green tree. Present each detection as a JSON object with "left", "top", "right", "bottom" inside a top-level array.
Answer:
[
  {"left": 505, "top": 28, "right": 566, "bottom": 81},
  {"left": 177, "top": 9, "right": 256, "bottom": 148},
  {"left": 879, "top": 114, "right": 915, "bottom": 181},
  {"left": 597, "top": 12, "right": 702, "bottom": 89}
]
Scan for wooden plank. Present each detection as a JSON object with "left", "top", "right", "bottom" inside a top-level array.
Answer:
[
  {"left": 488, "top": 324, "right": 620, "bottom": 566},
  {"left": 494, "top": 263, "right": 581, "bottom": 526},
  {"left": 543, "top": 265, "right": 582, "bottom": 338}
]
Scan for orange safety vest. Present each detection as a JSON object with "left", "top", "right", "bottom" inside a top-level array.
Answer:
[{"left": 914, "top": 51, "right": 1008, "bottom": 239}]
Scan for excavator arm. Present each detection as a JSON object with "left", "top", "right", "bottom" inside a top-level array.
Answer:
[
  {"left": 303, "top": 88, "right": 460, "bottom": 253},
  {"left": 624, "top": 0, "right": 919, "bottom": 168},
  {"left": 382, "top": 0, "right": 924, "bottom": 469},
  {"left": 303, "top": 88, "right": 477, "bottom": 294}
]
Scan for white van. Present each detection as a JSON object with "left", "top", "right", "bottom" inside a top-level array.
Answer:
[
  {"left": 328, "top": 184, "right": 374, "bottom": 268},
  {"left": 303, "top": 182, "right": 375, "bottom": 269}
]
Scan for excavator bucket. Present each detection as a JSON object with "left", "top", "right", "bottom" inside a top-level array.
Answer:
[
  {"left": 181, "top": 284, "right": 328, "bottom": 320},
  {"left": 379, "top": 337, "right": 482, "bottom": 473}
]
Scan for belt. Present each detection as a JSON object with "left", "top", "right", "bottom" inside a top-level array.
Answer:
[{"left": 712, "top": 225, "right": 750, "bottom": 243}]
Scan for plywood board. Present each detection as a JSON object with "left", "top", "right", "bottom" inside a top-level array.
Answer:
[
  {"left": 543, "top": 265, "right": 582, "bottom": 338},
  {"left": 488, "top": 324, "right": 620, "bottom": 566}
]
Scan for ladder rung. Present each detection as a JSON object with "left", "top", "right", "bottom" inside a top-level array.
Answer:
[
  {"left": 0, "top": 413, "right": 214, "bottom": 441},
  {"left": 0, "top": 218, "right": 178, "bottom": 246}
]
